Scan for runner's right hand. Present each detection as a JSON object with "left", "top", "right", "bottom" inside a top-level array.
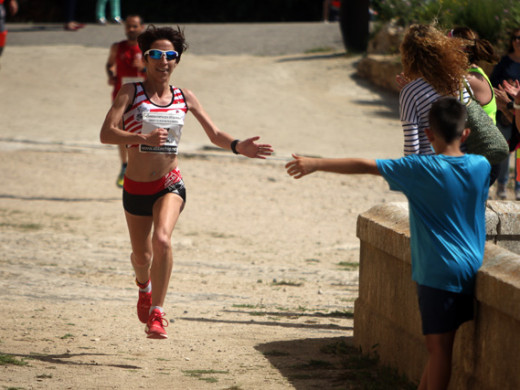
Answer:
[{"left": 145, "top": 128, "right": 169, "bottom": 146}]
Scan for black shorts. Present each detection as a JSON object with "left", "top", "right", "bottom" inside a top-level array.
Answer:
[
  {"left": 122, "top": 168, "right": 186, "bottom": 216},
  {"left": 417, "top": 284, "right": 475, "bottom": 335}
]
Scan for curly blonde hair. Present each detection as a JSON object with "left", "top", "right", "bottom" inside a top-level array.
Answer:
[{"left": 400, "top": 24, "right": 468, "bottom": 96}]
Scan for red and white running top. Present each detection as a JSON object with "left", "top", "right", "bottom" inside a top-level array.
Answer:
[{"left": 123, "top": 82, "right": 188, "bottom": 154}]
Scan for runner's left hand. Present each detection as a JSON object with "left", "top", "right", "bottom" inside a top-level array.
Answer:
[{"left": 237, "top": 137, "right": 273, "bottom": 159}]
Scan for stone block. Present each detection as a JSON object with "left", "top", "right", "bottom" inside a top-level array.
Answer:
[{"left": 355, "top": 202, "right": 520, "bottom": 388}]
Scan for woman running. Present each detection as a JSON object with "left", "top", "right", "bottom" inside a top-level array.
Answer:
[{"left": 100, "top": 25, "right": 273, "bottom": 339}]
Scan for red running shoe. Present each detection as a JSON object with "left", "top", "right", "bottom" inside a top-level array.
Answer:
[
  {"left": 137, "top": 290, "right": 152, "bottom": 323},
  {"left": 145, "top": 309, "right": 168, "bottom": 339}
]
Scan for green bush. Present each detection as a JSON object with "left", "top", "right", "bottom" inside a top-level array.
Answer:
[{"left": 371, "top": 0, "right": 520, "bottom": 52}]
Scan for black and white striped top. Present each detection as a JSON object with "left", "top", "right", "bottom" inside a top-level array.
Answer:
[{"left": 399, "top": 77, "right": 470, "bottom": 155}]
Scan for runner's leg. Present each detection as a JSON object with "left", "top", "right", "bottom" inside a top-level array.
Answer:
[
  {"left": 150, "top": 193, "right": 183, "bottom": 308},
  {"left": 125, "top": 211, "right": 153, "bottom": 284}
]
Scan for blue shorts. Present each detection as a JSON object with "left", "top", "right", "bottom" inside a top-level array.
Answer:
[{"left": 417, "top": 284, "right": 475, "bottom": 335}]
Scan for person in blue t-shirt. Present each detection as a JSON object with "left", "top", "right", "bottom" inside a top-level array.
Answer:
[{"left": 285, "top": 96, "right": 490, "bottom": 390}]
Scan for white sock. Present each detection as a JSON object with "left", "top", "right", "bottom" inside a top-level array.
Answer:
[
  {"left": 139, "top": 282, "right": 151, "bottom": 293},
  {"left": 150, "top": 306, "right": 164, "bottom": 314}
]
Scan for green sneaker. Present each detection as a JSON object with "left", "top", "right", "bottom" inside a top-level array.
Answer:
[{"left": 116, "top": 164, "right": 126, "bottom": 188}]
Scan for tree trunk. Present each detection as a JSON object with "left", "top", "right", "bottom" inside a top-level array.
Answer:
[{"left": 339, "top": 0, "right": 369, "bottom": 52}]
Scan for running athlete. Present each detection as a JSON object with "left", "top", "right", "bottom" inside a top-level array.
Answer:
[
  {"left": 106, "top": 15, "right": 146, "bottom": 188},
  {"left": 0, "top": 0, "right": 18, "bottom": 57},
  {"left": 100, "top": 25, "right": 273, "bottom": 339}
]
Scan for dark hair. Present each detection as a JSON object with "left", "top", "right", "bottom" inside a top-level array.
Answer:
[
  {"left": 451, "top": 26, "right": 499, "bottom": 64},
  {"left": 125, "top": 14, "right": 143, "bottom": 25},
  {"left": 506, "top": 28, "right": 520, "bottom": 54},
  {"left": 138, "top": 25, "right": 188, "bottom": 63},
  {"left": 428, "top": 97, "right": 467, "bottom": 143}
]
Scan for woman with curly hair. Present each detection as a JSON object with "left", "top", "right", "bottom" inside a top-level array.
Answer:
[{"left": 398, "top": 24, "right": 470, "bottom": 156}]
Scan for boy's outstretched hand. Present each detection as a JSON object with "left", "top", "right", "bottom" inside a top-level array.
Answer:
[{"left": 285, "top": 154, "right": 317, "bottom": 179}]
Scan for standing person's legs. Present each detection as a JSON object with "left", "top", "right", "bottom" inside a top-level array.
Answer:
[
  {"left": 95, "top": 0, "right": 109, "bottom": 23},
  {"left": 515, "top": 149, "right": 520, "bottom": 199},
  {"left": 63, "top": 0, "right": 84, "bottom": 31},
  {"left": 0, "top": 4, "right": 7, "bottom": 57},
  {"left": 109, "top": 0, "right": 121, "bottom": 22},
  {"left": 418, "top": 331, "right": 456, "bottom": 390},
  {"left": 416, "top": 284, "right": 474, "bottom": 389},
  {"left": 496, "top": 122, "right": 513, "bottom": 198}
]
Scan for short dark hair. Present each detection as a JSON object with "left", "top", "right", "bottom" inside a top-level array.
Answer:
[
  {"left": 428, "top": 97, "right": 467, "bottom": 143},
  {"left": 138, "top": 25, "right": 188, "bottom": 63},
  {"left": 125, "top": 14, "right": 143, "bottom": 25}
]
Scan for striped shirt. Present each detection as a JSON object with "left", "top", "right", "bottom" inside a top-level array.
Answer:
[
  {"left": 123, "top": 83, "right": 188, "bottom": 152},
  {"left": 399, "top": 78, "right": 470, "bottom": 156}
]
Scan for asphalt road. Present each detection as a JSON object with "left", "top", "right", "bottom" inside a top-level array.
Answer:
[{"left": 6, "top": 22, "right": 345, "bottom": 55}]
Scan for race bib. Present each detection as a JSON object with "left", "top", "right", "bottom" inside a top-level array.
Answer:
[{"left": 139, "top": 111, "right": 184, "bottom": 154}]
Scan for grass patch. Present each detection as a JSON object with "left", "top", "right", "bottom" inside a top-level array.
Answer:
[
  {"left": 0, "top": 353, "right": 28, "bottom": 366},
  {"left": 271, "top": 280, "right": 303, "bottom": 287},
  {"left": 304, "top": 46, "right": 335, "bottom": 54},
  {"left": 182, "top": 369, "right": 229, "bottom": 383},
  {"left": 59, "top": 333, "right": 74, "bottom": 339},
  {"left": 320, "top": 341, "right": 416, "bottom": 389},
  {"left": 248, "top": 311, "right": 267, "bottom": 316},
  {"left": 232, "top": 304, "right": 265, "bottom": 309},
  {"left": 336, "top": 261, "right": 359, "bottom": 270},
  {"left": 0, "top": 222, "right": 42, "bottom": 231}
]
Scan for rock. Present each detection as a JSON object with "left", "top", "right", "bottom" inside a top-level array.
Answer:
[
  {"left": 357, "top": 54, "right": 402, "bottom": 93},
  {"left": 368, "top": 21, "right": 405, "bottom": 55}
]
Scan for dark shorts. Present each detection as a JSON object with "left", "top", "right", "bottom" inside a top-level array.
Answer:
[
  {"left": 417, "top": 284, "right": 475, "bottom": 335},
  {"left": 123, "top": 168, "right": 186, "bottom": 216}
]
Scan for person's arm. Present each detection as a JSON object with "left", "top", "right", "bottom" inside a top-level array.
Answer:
[
  {"left": 466, "top": 72, "right": 493, "bottom": 105},
  {"left": 515, "top": 90, "right": 520, "bottom": 131},
  {"left": 490, "top": 57, "right": 507, "bottom": 87},
  {"left": 106, "top": 43, "right": 118, "bottom": 86},
  {"left": 399, "top": 84, "right": 422, "bottom": 155},
  {"left": 7, "top": 0, "right": 18, "bottom": 15},
  {"left": 395, "top": 72, "right": 410, "bottom": 90},
  {"left": 100, "top": 83, "right": 169, "bottom": 146},
  {"left": 502, "top": 79, "right": 520, "bottom": 98},
  {"left": 285, "top": 154, "right": 380, "bottom": 179},
  {"left": 183, "top": 88, "right": 273, "bottom": 159},
  {"left": 494, "top": 85, "right": 515, "bottom": 124}
]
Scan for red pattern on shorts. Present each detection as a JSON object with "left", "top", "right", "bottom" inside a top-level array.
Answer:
[{"left": 123, "top": 168, "right": 183, "bottom": 195}]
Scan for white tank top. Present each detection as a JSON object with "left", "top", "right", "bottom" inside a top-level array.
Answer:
[{"left": 123, "top": 82, "right": 188, "bottom": 154}]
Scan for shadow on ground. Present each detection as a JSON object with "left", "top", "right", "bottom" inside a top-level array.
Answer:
[
  {"left": 255, "top": 336, "right": 416, "bottom": 390},
  {"left": 277, "top": 52, "right": 400, "bottom": 121},
  {"left": 0, "top": 351, "right": 141, "bottom": 370}
]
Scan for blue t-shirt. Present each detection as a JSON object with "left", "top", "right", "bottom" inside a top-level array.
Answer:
[{"left": 376, "top": 154, "right": 490, "bottom": 294}]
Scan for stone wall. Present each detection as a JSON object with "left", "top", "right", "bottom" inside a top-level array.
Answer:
[{"left": 354, "top": 201, "right": 520, "bottom": 389}]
